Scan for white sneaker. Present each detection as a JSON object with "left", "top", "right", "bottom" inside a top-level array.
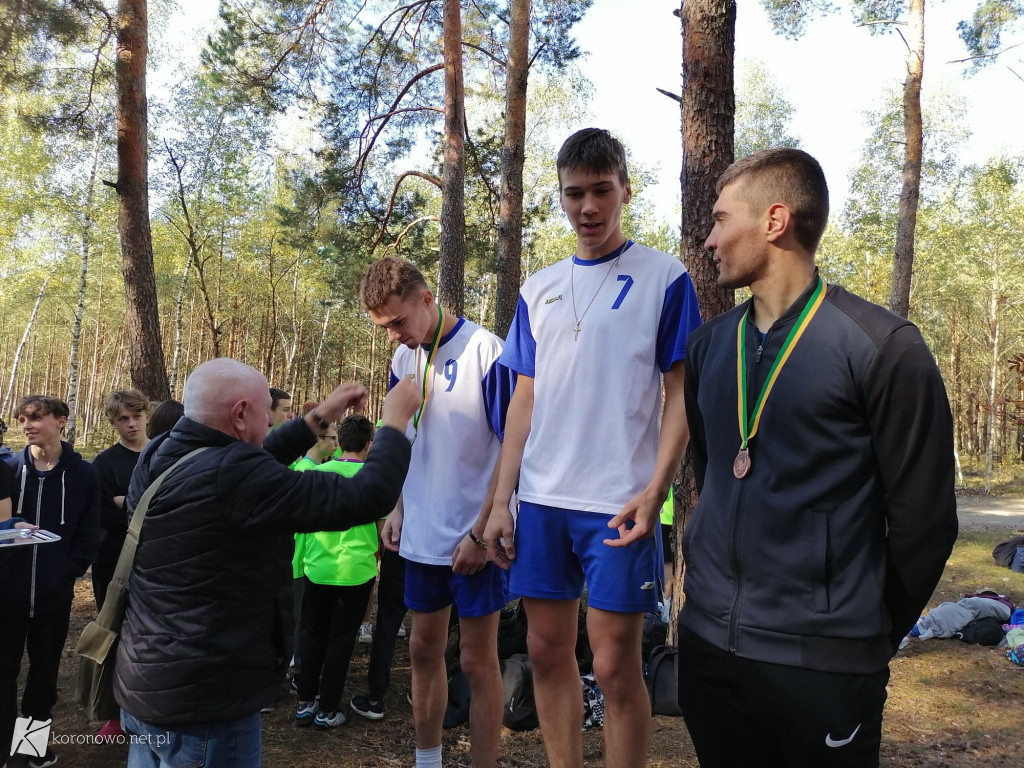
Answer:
[
  {"left": 358, "top": 622, "right": 374, "bottom": 644},
  {"left": 397, "top": 623, "right": 407, "bottom": 638}
]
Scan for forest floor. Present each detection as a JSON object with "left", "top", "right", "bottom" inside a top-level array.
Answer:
[{"left": 18, "top": 492, "right": 1024, "bottom": 768}]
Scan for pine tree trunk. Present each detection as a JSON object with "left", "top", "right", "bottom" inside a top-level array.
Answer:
[
  {"left": 438, "top": 0, "right": 466, "bottom": 316},
  {"left": 670, "top": 0, "right": 736, "bottom": 644},
  {"left": 494, "top": 0, "right": 531, "bottom": 338},
  {"left": 889, "top": 0, "right": 924, "bottom": 318},
  {"left": 115, "top": 0, "right": 170, "bottom": 400}
]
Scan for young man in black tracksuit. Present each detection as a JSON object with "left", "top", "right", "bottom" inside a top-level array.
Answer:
[
  {"left": 679, "top": 148, "right": 958, "bottom": 768},
  {"left": 1, "top": 396, "right": 101, "bottom": 768}
]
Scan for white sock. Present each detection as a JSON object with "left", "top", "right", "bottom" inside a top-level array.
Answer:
[{"left": 415, "top": 745, "right": 442, "bottom": 768}]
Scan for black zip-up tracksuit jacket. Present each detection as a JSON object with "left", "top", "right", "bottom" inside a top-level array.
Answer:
[{"left": 681, "top": 277, "right": 958, "bottom": 674}]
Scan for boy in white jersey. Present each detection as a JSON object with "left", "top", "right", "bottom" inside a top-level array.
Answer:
[
  {"left": 360, "top": 257, "right": 515, "bottom": 768},
  {"left": 485, "top": 128, "right": 702, "bottom": 768}
]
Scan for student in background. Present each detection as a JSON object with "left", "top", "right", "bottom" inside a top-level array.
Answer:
[
  {"left": 91, "top": 390, "right": 150, "bottom": 610},
  {"left": 2, "top": 396, "right": 101, "bottom": 768},
  {"left": 293, "top": 415, "right": 378, "bottom": 730},
  {"left": 270, "top": 388, "right": 293, "bottom": 428},
  {"left": 146, "top": 400, "right": 183, "bottom": 439}
]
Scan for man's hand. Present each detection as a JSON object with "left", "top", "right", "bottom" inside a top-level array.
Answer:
[
  {"left": 604, "top": 488, "right": 660, "bottom": 548},
  {"left": 451, "top": 533, "right": 489, "bottom": 575},
  {"left": 484, "top": 504, "right": 516, "bottom": 570},
  {"left": 314, "top": 382, "right": 369, "bottom": 425},
  {"left": 380, "top": 377, "right": 422, "bottom": 431},
  {"left": 380, "top": 509, "right": 403, "bottom": 553}
]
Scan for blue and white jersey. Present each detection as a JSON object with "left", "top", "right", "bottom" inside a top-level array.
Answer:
[
  {"left": 500, "top": 242, "right": 701, "bottom": 515},
  {"left": 390, "top": 316, "right": 515, "bottom": 565}
]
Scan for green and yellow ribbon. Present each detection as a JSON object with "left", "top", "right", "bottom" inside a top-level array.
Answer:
[
  {"left": 736, "top": 276, "right": 826, "bottom": 454},
  {"left": 412, "top": 305, "right": 445, "bottom": 435}
]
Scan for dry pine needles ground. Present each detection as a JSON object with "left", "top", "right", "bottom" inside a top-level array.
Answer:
[{"left": 27, "top": 528, "right": 1024, "bottom": 767}]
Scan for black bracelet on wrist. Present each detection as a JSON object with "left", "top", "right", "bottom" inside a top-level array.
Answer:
[{"left": 468, "top": 530, "right": 487, "bottom": 550}]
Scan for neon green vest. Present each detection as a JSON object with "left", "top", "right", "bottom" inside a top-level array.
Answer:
[
  {"left": 293, "top": 459, "right": 379, "bottom": 586},
  {"left": 660, "top": 491, "right": 674, "bottom": 526}
]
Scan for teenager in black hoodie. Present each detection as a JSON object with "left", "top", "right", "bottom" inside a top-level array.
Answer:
[{"left": 1, "top": 396, "right": 100, "bottom": 768}]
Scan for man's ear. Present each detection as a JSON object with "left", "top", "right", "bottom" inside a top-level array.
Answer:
[
  {"left": 623, "top": 181, "right": 632, "bottom": 205},
  {"left": 765, "top": 203, "right": 792, "bottom": 243},
  {"left": 230, "top": 400, "right": 247, "bottom": 434}
]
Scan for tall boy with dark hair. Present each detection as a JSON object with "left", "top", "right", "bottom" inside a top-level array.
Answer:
[
  {"left": 486, "top": 127, "right": 701, "bottom": 768},
  {"left": 360, "top": 257, "right": 515, "bottom": 768}
]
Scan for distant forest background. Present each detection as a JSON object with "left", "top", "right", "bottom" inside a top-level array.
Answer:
[{"left": 0, "top": 0, "right": 1022, "bottom": 492}]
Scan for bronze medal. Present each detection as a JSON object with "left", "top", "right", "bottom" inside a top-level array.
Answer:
[{"left": 732, "top": 448, "right": 751, "bottom": 479}]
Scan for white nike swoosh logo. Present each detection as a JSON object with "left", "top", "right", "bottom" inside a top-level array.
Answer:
[
  {"left": 641, "top": 581, "right": 655, "bottom": 590},
  {"left": 825, "top": 723, "right": 861, "bottom": 748}
]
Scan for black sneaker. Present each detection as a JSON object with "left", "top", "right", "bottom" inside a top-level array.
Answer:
[
  {"left": 350, "top": 693, "right": 385, "bottom": 721},
  {"left": 28, "top": 749, "right": 59, "bottom": 768}
]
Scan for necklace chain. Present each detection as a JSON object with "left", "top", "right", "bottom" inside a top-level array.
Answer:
[{"left": 570, "top": 241, "right": 630, "bottom": 341}]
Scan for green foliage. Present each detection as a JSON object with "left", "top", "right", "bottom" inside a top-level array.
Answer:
[
  {"left": 734, "top": 59, "right": 800, "bottom": 158},
  {"left": 958, "top": 0, "right": 1024, "bottom": 67}
]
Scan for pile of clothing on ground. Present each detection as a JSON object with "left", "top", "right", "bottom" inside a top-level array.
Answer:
[
  {"left": 902, "top": 589, "right": 1024, "bottom": 667},
  {"left": 905, "top": 593, "right": 1024, "bottom": 663}
]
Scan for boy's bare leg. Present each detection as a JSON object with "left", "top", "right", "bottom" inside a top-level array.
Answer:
[
  {"left": 588, "top": 606, "right": 649, "bottom": 768},
  {"left": 523, "top": 597, "right": 584, "bottom": 768},
  {"left": 459, "top": 611, "right": 502, "bottom": 768},
  {"left": 410, "top": 608, "right": 450, "bottom": 750}
]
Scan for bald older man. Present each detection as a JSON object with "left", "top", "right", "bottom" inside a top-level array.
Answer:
[{"left": 113, "top": 359, "right": 420, "bottom": 768}]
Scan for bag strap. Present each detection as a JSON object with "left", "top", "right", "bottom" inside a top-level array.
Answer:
[{"left": 93, "top": 446, "right": 208, "bottom": 628}]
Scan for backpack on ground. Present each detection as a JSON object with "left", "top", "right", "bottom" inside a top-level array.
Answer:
[
  {"left": 955, "top": 616, "right": 1006, "bottom": 646},
  {"left": 497, "top": 598, "right": 528, "bottom": 660},
  {"left": 500, "top": 653, "right": 539, "bottom": 731},
  {"left": 992, "top": 535, "right": 1024, "bottom": 568},
  {"left": 642, "top": 611, "right": 667, "bottom": 659},
  {"left": 645, "top": 644, "right": 682, "bottom": 716}
]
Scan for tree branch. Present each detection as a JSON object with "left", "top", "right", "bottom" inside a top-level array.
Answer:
[
  {"left": 948, "top": 41, "right": 1024, "bottom": 65},
  {"left": 657, "top": 87, "right": 681, "bottom": 102},
  {"left": 380, "top": 216, "right": 440, "bottom": 255},
  {"left": 371, "top": 171, "right": 443, "bottom": 250}
]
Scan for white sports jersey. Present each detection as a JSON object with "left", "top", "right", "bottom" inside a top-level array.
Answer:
[
  {"left": 501, "top": 241, "right": 701, "bottom": 514},
  {"left": 390, "top": 317, "right": 514, "bottom": 565}
]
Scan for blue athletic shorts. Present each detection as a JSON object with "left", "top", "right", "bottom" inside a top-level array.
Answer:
[
  {"left": 510, "top": 501, "right": 663, "bottom": 613},
  {"left": 404, "top": 560, "right": 508, "bottom": 617}
]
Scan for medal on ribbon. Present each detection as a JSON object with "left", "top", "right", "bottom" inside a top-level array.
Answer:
[{"left": 734, "top": 276, "right": 826, "bottom": 479}]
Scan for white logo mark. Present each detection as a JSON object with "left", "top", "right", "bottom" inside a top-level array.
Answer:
[
  {"left": 825, "top": 723, "right": 861, "bottom": 748},
  {"left": 11, "top": 717, "right": 51, "bottom": 758},
  {"left": 640, "top": 581, "right": 655, "bottom": 590}
]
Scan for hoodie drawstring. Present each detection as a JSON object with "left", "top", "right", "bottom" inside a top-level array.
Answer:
[
  {"left": 61, "top": 471, "right": 66, "bottom": 525},
  {"left": 16, "top": 465, "right": 26, "bottom": 518}
]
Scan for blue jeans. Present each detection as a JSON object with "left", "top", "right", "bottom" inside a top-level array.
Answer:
[{"left": 121, "top": 709, "right": 261, "bottom": 768}]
